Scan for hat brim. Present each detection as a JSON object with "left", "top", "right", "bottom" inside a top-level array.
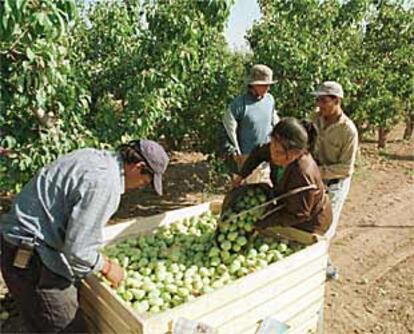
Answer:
[
  {"left": 152, "top": 173, "right": 163, "bottom": 196},
  {"left": 248, "top": 80, "right": 276, "bottom": 86},
  {"left": 311, "top": 91, "right": 343, "bottom": 98},
  {"left": 311, "top": 91, "right": 326, "bottom": 96}
]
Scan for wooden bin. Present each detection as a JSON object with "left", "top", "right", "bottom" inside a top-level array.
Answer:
[{"left": 80, "top": 201, "right": 328, "bottom": 334}]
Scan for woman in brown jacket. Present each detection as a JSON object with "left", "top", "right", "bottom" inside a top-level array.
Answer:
[{"left": 234, "top": 117, "right": 332, "bottom": 235}]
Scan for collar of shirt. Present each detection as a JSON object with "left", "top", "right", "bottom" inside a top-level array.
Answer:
[
  {"left": 318, "top": 112, "right": 347, "bottom": 131},
  {"left": 246, "top": 91, "right": 266, "bottom": 102}
]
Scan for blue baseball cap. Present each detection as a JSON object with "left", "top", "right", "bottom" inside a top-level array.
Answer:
[{"left": 131, "top": 139, "right": 169, "bottom": 195}]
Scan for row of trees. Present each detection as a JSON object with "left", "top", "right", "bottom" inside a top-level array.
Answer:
[
  {"left": 249, "top": 0, "right": 413, "bottom": 147},
  {"left": 0, "top": 0, "right": 244, "bottom": 191},
  {"left": 1, "top": 0, "right": 413, "bottom": 192}
]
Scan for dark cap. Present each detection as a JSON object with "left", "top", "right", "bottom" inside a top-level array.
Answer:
[{"left": 130, "top": 139, "right": 169, "bottom": 195}]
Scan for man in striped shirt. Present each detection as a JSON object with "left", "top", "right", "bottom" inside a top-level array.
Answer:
[{"left": 0, "top": 140, "right": 169, "bottom": 333}]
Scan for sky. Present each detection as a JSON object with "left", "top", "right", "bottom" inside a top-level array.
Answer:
[{"left": 225, "top": 0, "right": 262, "bottom": 51}]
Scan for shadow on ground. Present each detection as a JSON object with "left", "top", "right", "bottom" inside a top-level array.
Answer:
[{"left": 378, "top": 152, "right": 414, "bottom": 162}]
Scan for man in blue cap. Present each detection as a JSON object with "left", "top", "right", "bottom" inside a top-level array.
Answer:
[{"left": 0, "top": 139, "right": 169, "bottom": 333}]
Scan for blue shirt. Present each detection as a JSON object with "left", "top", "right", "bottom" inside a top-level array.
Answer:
[
  {"left": 0, "top": 149, "right": 125, "bottom": 281},
  {"left": 230, "top": 92, "right": 275, "bottom": 155}
]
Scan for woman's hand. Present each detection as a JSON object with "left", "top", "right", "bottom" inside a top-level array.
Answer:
[
  {"left": 233, "top": 154, "right": 247, "bottom": 169},
  {"left": 232, "top": 175, "right": 244, "bottom": 188}
]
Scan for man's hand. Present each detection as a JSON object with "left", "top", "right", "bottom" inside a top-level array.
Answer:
[{"left": 101, "top": 258, "right": 124, "bottom": 288}]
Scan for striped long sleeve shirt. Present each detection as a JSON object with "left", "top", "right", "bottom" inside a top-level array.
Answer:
[{"left": 0, "top": 148, "right": 125, "bottom": 281}]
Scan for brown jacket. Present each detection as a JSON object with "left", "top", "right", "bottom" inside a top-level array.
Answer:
[{"left": 241, "top": 145, "right": 332, "bottom": 235}]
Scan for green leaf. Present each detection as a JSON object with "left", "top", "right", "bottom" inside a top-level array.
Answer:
[
  {"left": 34, "top": 12, "right": 48, "bottom": 27},
  {"left": 35, "top": 90, "right": 46, "bottom": 107},
  {"left": 26, "top": 47, "right": 35, "bottom": 61},
  {"left": 2, "top": 14, "right": 9, "bottom": 32},
  {"left": 2, "top": 135, "right": 17, "bottom": 148},
  {"left": 15, "top": 0, "right": 26, "bottom": 11},
  {"left": 4, "top": 0, "right": 12, "bottom": 14}
]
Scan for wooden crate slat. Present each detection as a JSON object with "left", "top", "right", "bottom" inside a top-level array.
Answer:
[
  {"left": 214, "top": 269, "right": 325, "bottom": 333},
  {"left": 285, "top": 301, "right": 322, "bottom": 333},
  {"left": 81, "top": 298, "right": 130, "bottom": 334},
  {"left": 275, "top": 291, "right": 323, "bottom": 325},
  {"left": 142, "top": 243, "right": 327, "bottom": 332},
  {"left": 238, "top": 302, "right": 321, "bottom": 334},
  {"left": 230, "top": 296, "right": 324, "bottom": 334},
  {"left": 80, "top": 284, "right": 140, "bottom": 333},
  {"left": 287, "top": 314, "right": 319, "bottom": 334},
  {"left": 237, "top": 297, "right": 323, "bottom": 334},
  {"left": 83, "top": 315, "right": 105, "bottom": 333},
  {"left": 81, "top": 307, "right": 104, "bottom": 334},
  {"left": 212, "top": 264, "right": 324, "bottom": 333},
  {"left": 82, "top": 275, "right": 146, "bottom": 331},
  {"left": 80, "top": 286, "right": 134, "bottom": 334},
  {"left": 199, "top": 255, "right": 325, "bottom": 328}
]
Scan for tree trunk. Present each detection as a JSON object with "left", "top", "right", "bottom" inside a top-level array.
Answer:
[
  {"left": 356, "top": 122, "right": 370, "bottom": 142},
  {"left": 378, "top": 127, "right": 389, "bottom": 149},
  {"left": 403, "top": 114, "right": 414, "bottom": 140}
]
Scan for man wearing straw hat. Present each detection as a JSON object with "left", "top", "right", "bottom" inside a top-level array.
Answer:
[{"left": 220, "top": 64, "right": 279, "bottom": 183}]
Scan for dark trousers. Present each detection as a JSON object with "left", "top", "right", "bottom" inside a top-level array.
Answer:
[{"left": 0, "top": 238, "right": 87, "bottom": 333}]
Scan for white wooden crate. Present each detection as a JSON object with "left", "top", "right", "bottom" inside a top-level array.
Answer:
[{"left": 80, "top": 201, "right": 328, "bottom": 334}]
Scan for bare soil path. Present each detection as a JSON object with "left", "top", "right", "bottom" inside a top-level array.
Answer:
[{"left": 324, "top": 131, "right": 414, "bottom": 334}]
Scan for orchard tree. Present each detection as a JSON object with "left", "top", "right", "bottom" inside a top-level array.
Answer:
[
  {"left": 0, "top": 0, "right": 93, "bottom": 191},
  {"left": 351, "top": 0, "right": 414, "bottom": 147},
  {"left": 70, "top": 0, "right": 147, "bottom": 144},
  {"left": 72, "top": 0, "right": 242, "bottom": 152},
  {"left": 247, "top": 0, "right": 367, "bottom": 119},
  {"left": 1, "top": 0, "right": 243, "bottom": 192},
  {"left": 249, "top": 0, "right": 413, "bottom": 148},
  {"left": 140, "top": 0, "right": 241, "bottom": 150}
]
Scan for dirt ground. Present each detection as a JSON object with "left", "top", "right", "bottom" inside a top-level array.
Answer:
[
  {"left": 1, "top": 126, "right": 413, "bottom": 333},
  {"left": 323, "top": 128, "right": 414, "bottom": 334}
]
